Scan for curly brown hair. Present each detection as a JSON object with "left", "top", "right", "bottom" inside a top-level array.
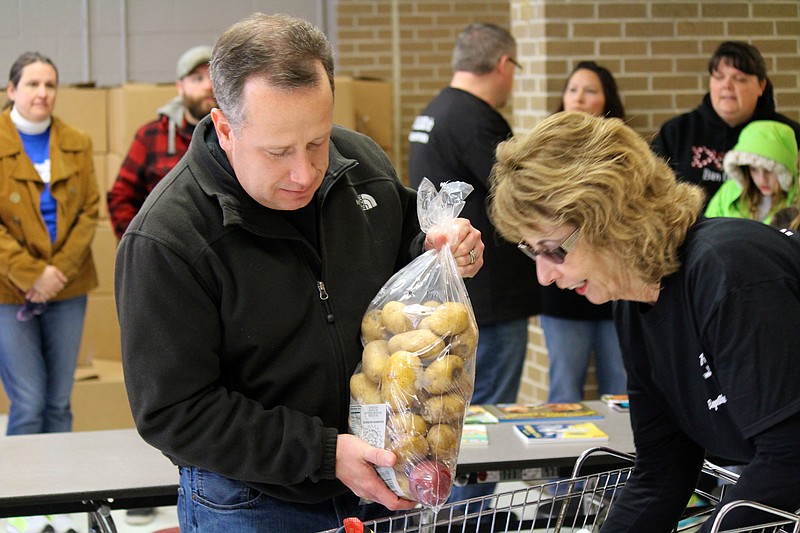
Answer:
[{"left": 488, "top": 112, "right": 705, "bottom": 284}]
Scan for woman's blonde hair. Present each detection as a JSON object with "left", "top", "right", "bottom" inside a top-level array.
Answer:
[{"left": 488, "top": 112, "right": 705, "bottom": 284}]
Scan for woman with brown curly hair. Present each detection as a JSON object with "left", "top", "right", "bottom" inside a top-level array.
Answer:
[{"left": 489, "top": 111, "right": 800, "bottom": 531}]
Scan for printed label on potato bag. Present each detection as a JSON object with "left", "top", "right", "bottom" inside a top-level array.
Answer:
[{"left": 350, "top": 403, "right": 406, "bottom": 497}]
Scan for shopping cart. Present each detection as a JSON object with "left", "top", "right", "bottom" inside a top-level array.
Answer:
[{"left": 324, "top": 447, "right": 800, "bottom": 533}]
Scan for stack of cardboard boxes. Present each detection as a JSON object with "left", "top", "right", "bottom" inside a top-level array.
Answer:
[{"left": 0, "top": 77, "right": 392, "bottom": 431}]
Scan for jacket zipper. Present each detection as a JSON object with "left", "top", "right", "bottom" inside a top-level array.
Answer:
[{"left": 317, "top": 280, "right": 334, "bottom": 323}]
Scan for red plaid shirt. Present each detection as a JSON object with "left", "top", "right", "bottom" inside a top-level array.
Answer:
[{"left": 107, "top": 114, "right": 194, "bottom": 239}]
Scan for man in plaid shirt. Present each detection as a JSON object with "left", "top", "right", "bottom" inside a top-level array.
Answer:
[{"left": 108, "top": 45, "right": 217, "bottom": 240}]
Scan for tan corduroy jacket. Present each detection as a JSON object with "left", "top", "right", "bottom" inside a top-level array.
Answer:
[{"left": 0, "top": 108, "right": 98, "bottom": 303}]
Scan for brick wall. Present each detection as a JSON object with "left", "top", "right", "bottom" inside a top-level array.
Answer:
[
  {"left": 336, "top": 0, "right": 800, "bottom": 403},
  {"left": 510, "top": 0, "right": 800, "bottom": 136}
]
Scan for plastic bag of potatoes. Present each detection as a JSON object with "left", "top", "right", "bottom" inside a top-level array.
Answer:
[{"left": 348, "top": 179, "right": 478, "bottom": 512}]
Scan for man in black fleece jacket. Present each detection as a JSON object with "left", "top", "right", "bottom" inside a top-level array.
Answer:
[{"left": 114, "top": 13, "right": 484, "bottom": 533}]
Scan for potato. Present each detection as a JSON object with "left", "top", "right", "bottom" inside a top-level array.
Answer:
[
  {"left": 350, "top": 372, "right": 382, "bottom": 404},
  {"left": 361, "top": 309, "right": 384, "bottom": 342},
  {"left": 362, "top": 340, "right": 390, "bottom": 383},
  {"left": 421, "top": 302, "right": 470, "bottom": 336},
  {"left": 423, "top": 354, "right": 464, "bottom": 394},
  {"left": 393, "top": 466, "right": 412, "bottom": 498},
  {"left": 426, "top": 423, "right": 459, "bottom": 462},
  {"left": 421, "top": 393, "right": 465, "bottom": 425},
  {"left": 451, "top": 367, "right": 475, "bottom": 399},
  {"left": 382, "top": 351, "right": 423, "bottom": 411},
  {"left": 450, "top": 324, "right": 478, "bottom": 359},
  {"left": 382, "top": 301, "right": 412, "bottom": 334},
  {"left": 388, "top": 411, "right": 429, "bottom": 436},
  {"left": 387, "top": 329, "right": 445, "bottom": 361},
  {"left": 389, "top": 433, "right": 429, "bottom": 465}
]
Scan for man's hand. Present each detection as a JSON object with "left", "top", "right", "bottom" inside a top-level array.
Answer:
[
  {"left": 425, "top": 217, "right": 484, "bottom": 278},
  {"left": 335, "top": 434, "right": 418, "bottom": 511}
]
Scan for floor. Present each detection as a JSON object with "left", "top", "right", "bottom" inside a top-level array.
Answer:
[{"left": 0, "top": 414, "right": 178, "bottom": 533}]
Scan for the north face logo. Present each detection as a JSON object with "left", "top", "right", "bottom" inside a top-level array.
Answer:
[{"left": 356, "top": 194, "right": 377, "bottom": 211}]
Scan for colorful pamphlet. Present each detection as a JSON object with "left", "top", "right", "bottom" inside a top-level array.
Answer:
[
  {"left": 485, "top": 402, "right": 603, "bottom": 423},
  {"left": 601, "top": 394, "right": 630, "bottom": 412},
  {"left": 464, "top": 404, "right": 500, "bottom": 424},
  {"left": 513, "top": 422, "right": 609, "bottom": 445},
  {"left": 460, "top": 424, "right": 489, "bottom": 446}
]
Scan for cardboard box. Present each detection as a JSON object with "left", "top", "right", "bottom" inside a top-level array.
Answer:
[
  {"left": 106, "top": 151, "right": 124, "bottom": 189},
  {"left": 334, "top": 76, "right": 393, "bottom": 153},
  {"left": 56, "top": 86, "right": 109, "bottom": 153},
  {"left": 71, "top": 359, "right": 134, "bottom": 431},
  {"left": 0, "top": 360, "right": 134, "bottom": 432},
  {"left": 90, "top": 222, "right": 118, "bottom": 295},
  {"left": 79, "top": 292, "right": 122, "bottom": 363},
  {"left": 1, "top": 85, "right": 108, "bottom": 153},
  {"left": 93, "top": 153, "right": 108, "bottom": 220},
  {"left": 108, "top": 83, "right": 178, "bottom": 154}
]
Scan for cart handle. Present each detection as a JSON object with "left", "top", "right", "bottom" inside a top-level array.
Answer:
[
  {"left": 707, "top": 500, "right": 800, "bottom": 533},
  {"left": 571, "top": 446, "right": 636, "bottom": 477}
]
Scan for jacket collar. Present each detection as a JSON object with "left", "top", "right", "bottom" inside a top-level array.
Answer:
[
  {"left": 0, "top": 108, "right": 88, "bottom": 159},
  {"left": 697, "top": 92, "right": 781, "bottom": 131},
  {"left": 191, "top": 116, "right": 357, "bottom": 234}
]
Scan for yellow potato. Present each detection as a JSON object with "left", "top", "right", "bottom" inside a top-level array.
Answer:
[
  {"left": 361, "top": 309, "right": 384, "bottom": 343},
  {"left": 362, "top": 340, "right": 390, "bottom": 384},
  {"left": 422, "top": 302, "right": 470, "bottom": 336},
  {"left": 381, "top": 351, "right": 423, "bottom": 411},
  {"left": 382, "top": 301, "right": 413, "bottom": 334},
  {"left": 421, "top": 393, "right": 466, "bottom": 425},
  {"left": 393, "top": 466, "right": 412, "bottom": 498},
  {"left": 426, "top": 423, "right": 459, "bottom": 462},
  {"left": 450, "top": 324, "right": 478, "bottom": 359},
  {"left": 388, "top": 411, "right": 429, "bottom": 437},
  {"left": 423, "top": 354, "right": 464, "bottom": 394},
  {"left": 349, "top": 372, "right": 383, "bottom": 404},
  {"left": 387, "top": 329, "right": 446, "bottom": 361},
  {"left": 389, "top": 433, "right": 429, "bottom": 465},
  {"left": 450, "top": 366, "right": 475, "bottom": 400}
]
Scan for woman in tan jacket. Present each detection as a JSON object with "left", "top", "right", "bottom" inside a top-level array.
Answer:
[{"left": 0, "top": 52, "right": 98, "bottom": 439}]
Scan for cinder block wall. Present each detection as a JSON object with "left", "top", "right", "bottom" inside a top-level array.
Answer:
[
  {"left": 337, "top": 0, "right": 800, "bottom": 404},
  {"left": 336, "top": 0, "right": 512, "bottom": 181}
]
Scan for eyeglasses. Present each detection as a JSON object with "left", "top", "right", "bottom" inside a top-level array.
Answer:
[
  {"left": 507, "top": 57, "right": 523, "bottom": 71},
  {"left": 16, "top": 300, "right": 47, "bottom": 322},
  {"left": 518, "top": 227, "right": 581, "bottom": 264}
]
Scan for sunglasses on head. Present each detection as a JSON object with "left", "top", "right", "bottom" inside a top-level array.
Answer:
[{"left": 517, "top": 227, "right": 581, "bottom": 264}]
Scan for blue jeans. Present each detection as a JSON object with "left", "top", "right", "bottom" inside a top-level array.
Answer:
[
  {"left": 0, "top": 295, "right": 87, "bottom": 435},
  {"left": 177, "top": 466, "right": 391, "bottom": 532},
  {"left": 450, "top": 318, "right": 529, "bottom": 504},
  {"left": 541, "top": 315, "right": 627, "bottom": 403}
]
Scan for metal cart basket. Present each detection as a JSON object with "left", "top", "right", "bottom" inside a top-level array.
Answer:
[{"left": 324, "top": 447, "right": 800, "bottom": 533}]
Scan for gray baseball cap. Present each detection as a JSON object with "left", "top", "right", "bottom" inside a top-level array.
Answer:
[{"left": 176, "top": 45, "right": 212, "bottom": 79}]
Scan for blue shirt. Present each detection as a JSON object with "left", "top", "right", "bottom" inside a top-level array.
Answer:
[{"left": 19, "top": 128, "right": 56, "bottom": 242}]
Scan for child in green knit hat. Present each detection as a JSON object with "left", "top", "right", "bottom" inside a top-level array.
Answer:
[{"left": 706, "top": 120, "right": 799, "bottom": 224}]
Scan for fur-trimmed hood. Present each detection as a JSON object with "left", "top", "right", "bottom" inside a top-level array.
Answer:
[{"left": 723, "top": 120, "right": 798, "bottom": 192}]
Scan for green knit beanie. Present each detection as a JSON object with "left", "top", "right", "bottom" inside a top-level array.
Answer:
[{"left": 723, "top": 120, "right": 799, "bottom": 192}]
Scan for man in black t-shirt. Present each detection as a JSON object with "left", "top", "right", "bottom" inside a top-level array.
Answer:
[{"left": 408, "top": 23, "right": 540, "bottom": 504}]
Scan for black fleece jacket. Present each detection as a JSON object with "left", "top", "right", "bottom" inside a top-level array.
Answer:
[{"left": 115, "top": 117, "right": 424, "bottom": 503}]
